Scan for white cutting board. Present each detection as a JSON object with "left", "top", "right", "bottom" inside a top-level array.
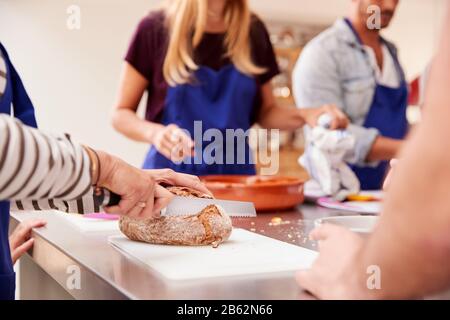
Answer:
[
  {"left": 109, "top": 228, "right": 318, "bottom": 280},
  {"left": 56, "top": 212, "right": 119, "bottom": 232}
]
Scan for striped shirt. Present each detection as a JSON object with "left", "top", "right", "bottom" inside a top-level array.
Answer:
[
  {"left": 0, "top": 115, "right": 99, "bottom": 214},
  {"left": 0, "top": 53, "right": 6, "bottom": 97}
]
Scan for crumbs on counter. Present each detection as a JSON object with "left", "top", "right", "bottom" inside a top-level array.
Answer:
[
  {"left": 243, "top": 216, "right": 310, "bottom": 245},
  {"left": 269, "top": 217, "right": 291, "bottom": 226},
  {"left": 267, "top": 217, "right": 306, "bottom": 227}
]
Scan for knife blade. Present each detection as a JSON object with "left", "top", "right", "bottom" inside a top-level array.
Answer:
[{"left": 161, "top": 196, "right": 257, "bottom": 218}]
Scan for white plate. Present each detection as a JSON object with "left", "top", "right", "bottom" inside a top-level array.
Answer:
[
  {"left": 317, "top": 192, "right": 383, "bottom": 214},
  {"left": 314, "top": 216, "right": 379, "bottom": 234}
]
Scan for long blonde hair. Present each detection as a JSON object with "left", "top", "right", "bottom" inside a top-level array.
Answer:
[{"left": 163, "top": 0, "right": 265, "bottom": 86}]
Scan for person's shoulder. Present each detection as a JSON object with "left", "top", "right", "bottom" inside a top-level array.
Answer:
[
  {"left": 248, "top": 13, "right": 273, "bottom": 52},
  {"left": 302, "top": 21, "right": 348, "bottom": 57},
  {"left": 135, "top": 9, "right": 167, "bottom": 34},
  {"left": 250, "top": 14, "right": 270, "bottom": 36},
  {"left": 309, "top": 26, "right": 342, "bottom": 49}
]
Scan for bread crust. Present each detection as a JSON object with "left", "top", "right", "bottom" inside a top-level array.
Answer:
[{"left": 119, "top": 187, "right": 233, "bottom": 247}]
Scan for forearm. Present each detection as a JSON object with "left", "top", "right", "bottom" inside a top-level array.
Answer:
[
  {"left": 12, "top": 189, "right": 99, "bottom": 214},
  {"left": 12, "top": 150, "right": 114, "bottom": 214},
  {"left": 0, "top": 115, "right": 92, "bottom": 201},
  {"left": 366, "top": 136, "right": 403, "bottom": 162},
  {"left": 112, "top": 108, "right": 163, "bottom": 144},
  {"left": 258, "top": 81, "right": 349, "bottom": 131},
  {"left": 345, "top": 10, "right": 450, "bottom": 298},
  {"left": 352, "top": 128, "right": 450, "bottom": 299},
  {"left": 0, "top": 115, "right": 118, "bottom": 215},
  {"left": 257, "top": 105, "right": 306, "bottom": 130}
]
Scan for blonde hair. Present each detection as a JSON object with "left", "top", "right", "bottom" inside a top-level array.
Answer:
[{"left": 163, "top": 0, "right": 265, "bottom": 86}]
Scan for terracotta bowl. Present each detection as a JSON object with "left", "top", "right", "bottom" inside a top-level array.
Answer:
[{"left": 201, "top": 175, "right": 306, "bottom": 212}]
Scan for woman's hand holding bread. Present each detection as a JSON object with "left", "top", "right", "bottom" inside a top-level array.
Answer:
[{"left": 94, "top": 152, "right": 209, "bottom": 220}]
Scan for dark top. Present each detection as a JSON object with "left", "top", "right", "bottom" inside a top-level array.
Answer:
[{"left": 125, "top": 10, "right": 280, "bottom": 123}]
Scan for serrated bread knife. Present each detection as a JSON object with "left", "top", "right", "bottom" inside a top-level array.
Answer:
[
  {"left": 94, "top": 190, "right": 257, "bottom": 218},
  {"left": 161, "top": 196, "right": 257, "bottom": 218}
]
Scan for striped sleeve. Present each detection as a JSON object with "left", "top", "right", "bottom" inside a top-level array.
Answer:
[
  {"left": 0, "top": 115, "right": 98, "bottom": 214},
  {"left": 0, "top": 52, "right": 6, "bottom": 97},
  {"left": 12, "top": 191, "right": 100, "bottom": 215}
]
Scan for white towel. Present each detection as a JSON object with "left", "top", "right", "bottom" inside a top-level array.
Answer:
[{"left": 299, "top": 127, "right": 360, "bottom": 201}]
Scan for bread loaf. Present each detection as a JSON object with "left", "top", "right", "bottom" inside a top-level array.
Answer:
[{"left": 119, "top": 187, "right": 233, "bottom": 247}]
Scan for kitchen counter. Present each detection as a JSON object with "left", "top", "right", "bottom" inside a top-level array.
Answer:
[{"left": 10, "top": 204, "right": 367, "bottom": 300}]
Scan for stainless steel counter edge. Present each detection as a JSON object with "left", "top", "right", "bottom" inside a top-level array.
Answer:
[
  {"left": 11, "top": 212, "right": 135, "bottom": 299},
  {"left": 10, "top": 209, "right": 322, "bottom": 300},
  {"left": 11, "top": 207, "right": 450, "bottom": 300}
]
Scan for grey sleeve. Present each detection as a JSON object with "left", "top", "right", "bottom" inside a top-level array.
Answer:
[{"left": 292, "top": 41, "right": 345, "bottom": 109}]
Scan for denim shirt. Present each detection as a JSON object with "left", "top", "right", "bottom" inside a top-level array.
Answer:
[{"left": 293, "top": 18, "right": 406, "bottom": 166}]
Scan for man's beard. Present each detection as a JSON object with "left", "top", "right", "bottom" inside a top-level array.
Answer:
[{"left": 378, "top": 9, "right": 394, "bottom": 26}]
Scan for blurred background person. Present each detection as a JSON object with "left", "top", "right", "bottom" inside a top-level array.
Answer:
[
  {"left": 296, "top": 4, "right": 450, "bottom": 299},
  {"left": 112, "top": 0, "right": 347, "bottom": 176},
  {"left": 293, "top": 0, "right": 407, "bottom": 190}
]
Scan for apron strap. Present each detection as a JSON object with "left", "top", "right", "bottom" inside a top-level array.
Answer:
[
  {"left": 343, "top": 18, "right": 405, "bottom": 85},
  {"left": 344, "top": 18, "right": 364, "bottom": 45},
  {"left": 380, "top": 38, "right": 406, "bottom": 84},
  {"left": 0, "top": 42, "right": 37, "bottom": 128}
]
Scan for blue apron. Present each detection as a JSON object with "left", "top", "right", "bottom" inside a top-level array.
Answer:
[
  {"left": 0, "top": 42, "right": 37, "bottom": 300},
  {"left": 143, "top": 64, "right": 257, "bottom": 175},
  {"left": 344, "top": 19, "right": 408, "bottom": 190}
]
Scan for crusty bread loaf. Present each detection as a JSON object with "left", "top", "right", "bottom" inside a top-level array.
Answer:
[{"left": 119, "top": 186, "right": 233, "bottom": 247}]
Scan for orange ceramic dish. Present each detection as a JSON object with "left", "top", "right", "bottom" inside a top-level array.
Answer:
[{"left": 201, "top": 175, "right": 306, "bottom": 212}]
